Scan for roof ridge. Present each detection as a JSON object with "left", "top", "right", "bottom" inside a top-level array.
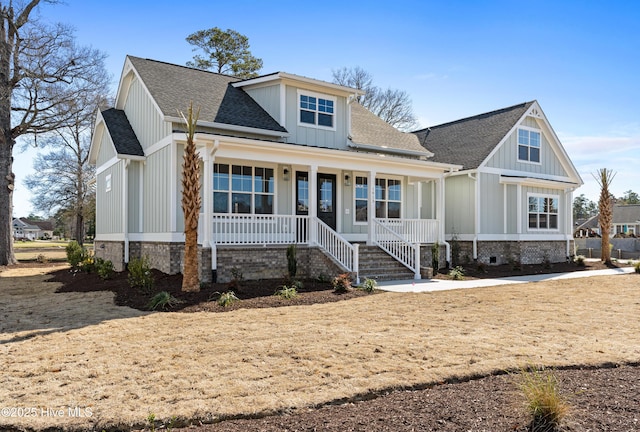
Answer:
[
  {"left": 415, "top": 101, "right": 535, "bottom": 132},
  {"left": 127, "top": 55, "right": 241, "bottom": 81}
]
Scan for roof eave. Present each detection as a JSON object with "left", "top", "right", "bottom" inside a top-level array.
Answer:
[
  {"left": 348, "top": 141, "right": 435, "bottom": 159},
  {"left": 166, "top": 115, "right": 290, "bottom": 138}
]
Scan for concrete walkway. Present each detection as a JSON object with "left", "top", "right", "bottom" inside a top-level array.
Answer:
[{"left": 377, "top": 266, "right": 636, "bottom": 293}]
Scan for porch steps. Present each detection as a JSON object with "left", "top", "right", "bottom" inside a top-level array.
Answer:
[{"left": 357, "top": 245, "right": 416, "bottom": 281}]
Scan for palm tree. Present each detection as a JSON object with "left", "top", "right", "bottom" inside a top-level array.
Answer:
[
  {"left": 593, "top": 168, "right": 616, "bottom": 265},
  {"left": 180, "top": 103, "right": 201, "bottom": 292}
]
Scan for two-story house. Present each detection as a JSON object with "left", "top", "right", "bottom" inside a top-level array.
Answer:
[{"left": 90, "top": 56, "right": 582, "bottom": 282}]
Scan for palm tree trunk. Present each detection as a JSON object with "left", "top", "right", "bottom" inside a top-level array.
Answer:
[{"left": 180, "top": 104, "right": 201, "bottom": 292}]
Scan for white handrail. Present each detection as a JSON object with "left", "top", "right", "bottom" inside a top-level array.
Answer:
[
  {"left": 313, "top": 217, "right": 359, "bottom": 283},
  {"left": 376, "top": 218, "right": 439, "bottom": 244},
  {"left": 373, "top": 219, "right": 421, "bottom": 279}
]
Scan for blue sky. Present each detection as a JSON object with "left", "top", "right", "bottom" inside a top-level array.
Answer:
[{"left": 13, "top": 0, "right": 640, "bottom": 216}]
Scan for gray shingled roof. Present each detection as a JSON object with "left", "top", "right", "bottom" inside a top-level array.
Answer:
[
  {"left": 101, "top": 108, "right": 144, "bottom": 157},
  {"left": 349, "top": 103, "right": 432, "bottom": 156},
  {"left": 613, "top": 204, "right": 640, "bottom": 223},
  {"left": 128, "top": 56, "right": 287, "bottom": 133},
  {"left": 414, "top": 101, "right": 534, "bottom": 169}
]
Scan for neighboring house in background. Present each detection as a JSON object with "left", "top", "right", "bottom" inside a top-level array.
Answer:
[
  {"left": 90, "top": 56, "right": 582, "bottom": 282},
  {"left": 28, "top": 219, "right": 54, "bottom": 239},
  {"left": 12, "top": 218, "right": 42, "bottom": 240},
  {"left": 575, "top": 204, "right": 640, "bottom": 237},
  {"left": 414, "top": 101, "right": 583, "bottom": 265}
]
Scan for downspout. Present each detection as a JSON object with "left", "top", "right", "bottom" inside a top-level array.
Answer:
[
  {"left": 566, "top": 186, "right": 577, "bottom": 260},
  {"left": 468, "top": 172, "right": 478, "bottom": 260},
  {"left": 123, "top": 159, "right": 130, "bottom": 266}
]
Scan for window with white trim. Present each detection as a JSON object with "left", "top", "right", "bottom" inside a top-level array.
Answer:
[
  {"left": 213, "top": 163, "right": 274, "bottom": 214},
  {"left": 528, "top": 195, "right": 559, "bottom": 230},
  {"left": 353, "top": 176, "right": 402, "bottom": 222},
  {"left": 298, "top": 91, "right": 335, "bottom": 129},
  {"left": 518, "top": 128, "right": 541, "bottom": 163},
  {"left": 354, "top": 176, "right": 368, "bottom": 223}
]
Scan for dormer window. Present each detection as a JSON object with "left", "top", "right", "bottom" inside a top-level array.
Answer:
[
  {"left": 298, "top": 90, "right": 335, "bottom": 130},
  {"left": 518, "top": 128, "right": 541, "bottom": 163}
]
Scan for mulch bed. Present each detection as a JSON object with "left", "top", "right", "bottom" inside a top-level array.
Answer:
[
  {"left": 50, "top": 259, "right": 629, "bottom": 313},
  {"left": 169, "top": 363, "right": 640, "bottom": 432},
  {"left": 47, "top": 260, "right": 639, "bottom": 431}
]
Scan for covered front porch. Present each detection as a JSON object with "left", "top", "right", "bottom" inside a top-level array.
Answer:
[{"left": 191, "top": 133, "right": 457, "bottom": 281}]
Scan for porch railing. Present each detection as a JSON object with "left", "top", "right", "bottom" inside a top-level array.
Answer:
[
  {"left": 373, "top": 219, "right": 421, "bottom": 279},
  {"left": 376, "top": 218, "right": 439, "bottom": 244},
  {"left": 211, "top": 214, "right": 309, "bottom": 245},
  {"left": 313, "top": 217, "right": 359, "bottom": 282}
]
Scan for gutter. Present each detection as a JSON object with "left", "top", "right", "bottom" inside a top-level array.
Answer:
[{"left": 348, "top": 140, "right": 435, "bottom": 159}]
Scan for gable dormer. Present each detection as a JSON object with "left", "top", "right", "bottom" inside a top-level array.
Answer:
[{"left": 233, "top": 72, "right": 363, "bottom": 149}]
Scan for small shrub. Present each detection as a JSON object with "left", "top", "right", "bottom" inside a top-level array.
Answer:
[
  {"left": 65, "top": 241, "right": 85, "bottom": 269},
  {"left": 95, "top": 258, "right": 114, "bottom": 280},
  {"left": 431, "top": 242, "right": 440, "bottom": 271},
  {"left": 517, "top": 366, "right": 569, "bottom": 430},
  {"left": 148, "top": 291, "right": 181, "bottom": 310},
  {"left": 286, "top": 244, "right": 297, "bottom": 279},
  {"left": 275, "top": 285, "right": 298, "bottom": 300},
  {"left": 332, "top": 273, "right": 352, "bottom": 293},
  {"left": 477, "top": 262, "right": 488, "bottom": 273},
  {"left": 448, "top": 266, "right": 465, "bottom": 280},
  {"left": 509, "top": 257, "right": 522, "bottom": 271},
  {"left": 573, "top": 255, "right": 586, "bottom": 266},
  {"left": 450, "top": 232, "right": 461, "bottom": 267},
  {"left": 216, "top": 291, "right": 239, "bottom": 307},
  {"left": 227, "top": 267, "right": 244, "bottom": 291},
  {"left": 360, "top": 278, "right": 377, "bottom": 293},
  {"left": 128, "top": 256, "right": 154, "bottom": 293},
  {"left": 79, "top": 255, "right": 95, "bottom": 273},
  {"left": 316, "top": 273, "right": 330, "bottom": 283},
  {"left": 634, "top": 261, "right": 640, "bottom": 274},
  {"left": 36, "top": 253, "right": 49, "bottom": 263}
]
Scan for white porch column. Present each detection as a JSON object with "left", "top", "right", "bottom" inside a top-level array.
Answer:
[
  {"left": 516, "top": 184, "right": 522, "bottom": 234},
  {"left": 435, "top": 176, "right": 445, "bottom": 242},
  {"left": 309, "top": 165, "right": 318, "bottom": 245},
  {"left": 201, "top": 146, "right": 212, "bottom": 246},
  {"left": 367, "top": 170, "right": 376, "bottom": 245}
]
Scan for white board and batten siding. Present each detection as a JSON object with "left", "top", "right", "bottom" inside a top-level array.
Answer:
[
  {"left": 123, "top": 77, "right": 171, "bottom": 151},
  {"left": 96, "top": 129, "right": 116, "bottom": 167},
  {"left": 128, "top": 161, "right": 142, "bottom": 233},
  {"left": 244, "top": 84, "right": 282, "bottom": 126},
  {"left": 284, "top": 85, "right": 349, "bottom": 149},
  {"left": 143, "top": 145, "right": 172, "bottom": 233},
  {"left": 485, "top": 116, "right": 568, "bottom": 177},
  {"left": 444, "top": 175, "right": 475, "bottom": 235},
  {"left": 96, "top": 163, "right": 123, "bottom": 234}
]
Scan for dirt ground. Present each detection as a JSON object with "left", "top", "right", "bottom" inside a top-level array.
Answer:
[{"left": 1, "top": 262, "right": 639, "bottom": 431}]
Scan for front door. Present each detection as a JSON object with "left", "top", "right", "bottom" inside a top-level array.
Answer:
[{"left": 317, "top": 173, "right": 337, "bottom": 230}]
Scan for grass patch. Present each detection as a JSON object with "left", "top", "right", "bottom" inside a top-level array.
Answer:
[{"left": 516, "top": 366, "right": 569, "bottom": 430}]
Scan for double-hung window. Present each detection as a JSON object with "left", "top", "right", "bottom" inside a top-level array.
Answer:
[
  {"left": 299, "top": 91, "right": 335, "bottom": 129},
  {"left": 518, "top": 128, "right": 541, "bottom": 163},
  {"left": 354, "top": 176, "right": 401, "bottom": 222},
  {"left": 528, "top": 195, "right": 559, "bottom": 230},
  {"left": 354, "top": 176, "right": 368, "bottom": 223},
  {"left": 213, "top": 163, "right": 274, "bottom": 214}
]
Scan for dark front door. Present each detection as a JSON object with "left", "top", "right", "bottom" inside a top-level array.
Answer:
[{"left": 317, "top": 173, "right": 337, "bottom": 230}]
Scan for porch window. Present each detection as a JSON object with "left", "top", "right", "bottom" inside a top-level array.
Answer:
[
  {"left": 518, "top": 128, "right": 541, "bottom": 163},
  {"left": 528, "top": 195, "right": 558, "bottom": 230},
  {"left": 298, "top": 91, "right": 335, "bottom": 129},
  {"left": 213, "top": 163, "right": 274, "bottom": 214},
  {"left": 375, "top": 178, "right": 401, "bottom": 219},
  {"left": 355, "top": 176, "right": 368, "bottom": 222}
]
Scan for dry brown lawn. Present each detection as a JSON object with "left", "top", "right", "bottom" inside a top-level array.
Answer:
[{"left": 1, "top": 265, "right": 639, "bottom": 431}]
